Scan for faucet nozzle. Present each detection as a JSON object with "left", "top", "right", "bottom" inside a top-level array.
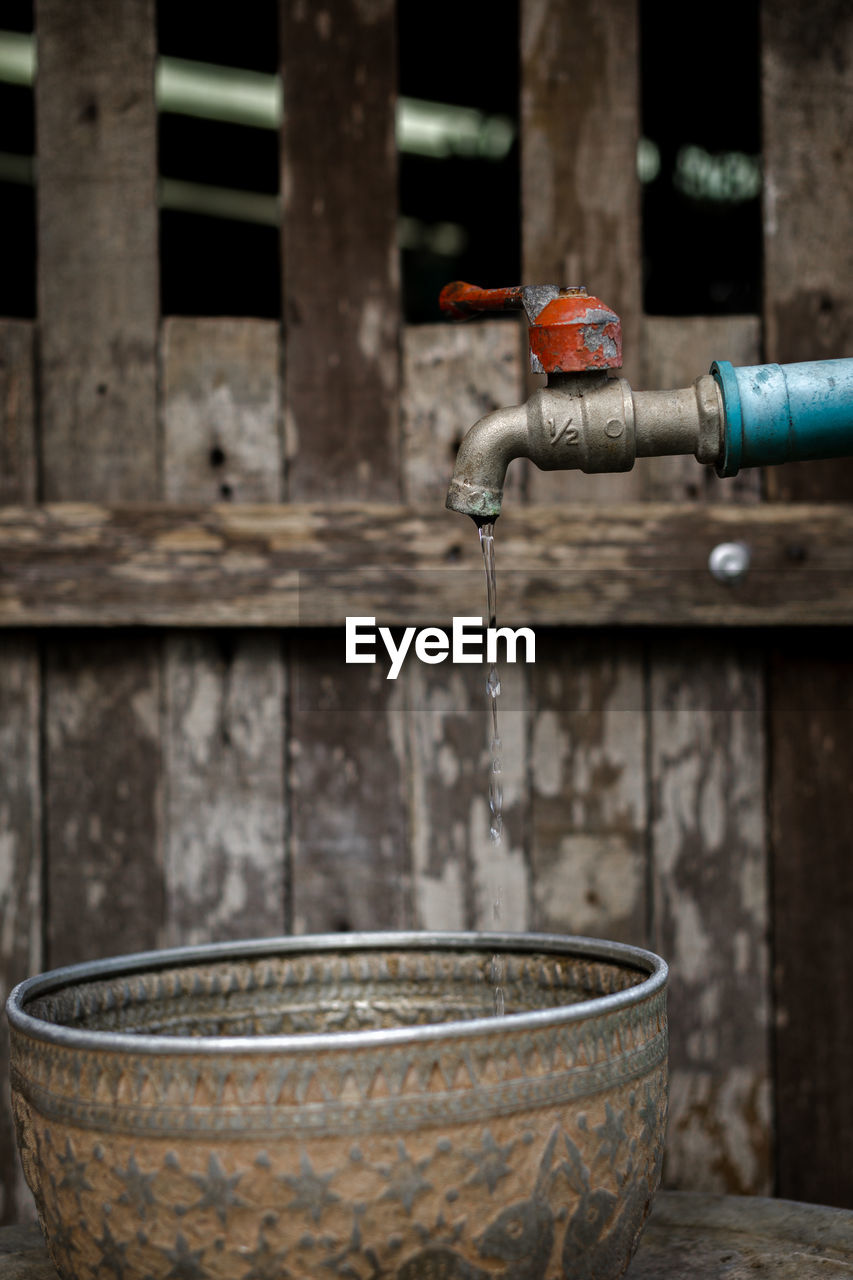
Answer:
[{"left": 445, "top": 402, "right": 529, "bottom": 521}]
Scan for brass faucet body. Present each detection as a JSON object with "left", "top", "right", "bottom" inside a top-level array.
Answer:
[{"left": 446, "top": 371, "right": 724, "bottom": 521}]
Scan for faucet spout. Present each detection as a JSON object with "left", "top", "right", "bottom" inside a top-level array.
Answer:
[
  {"left": 445, "top": 373, "right": 726, "bottom": 520},
  {"left": 445, "top": 401, "right": 529, "bottom": 521}
]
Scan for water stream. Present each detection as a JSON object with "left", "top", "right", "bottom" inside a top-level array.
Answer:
[{"left": 478, "top": 521, "right": 505, "bottom": 1016}]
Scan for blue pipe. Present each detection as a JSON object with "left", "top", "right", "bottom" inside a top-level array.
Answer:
[{"left": 712, "top": 358, "right": 853, "bottom": 477}]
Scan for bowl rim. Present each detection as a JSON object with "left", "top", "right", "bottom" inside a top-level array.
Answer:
[{"left": 6, "top": 931, "right": 667, "bottom": 1057}]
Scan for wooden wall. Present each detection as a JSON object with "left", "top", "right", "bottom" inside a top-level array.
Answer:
[{"left": 0, "top": 0, "right": 851, "bottom": 1223}]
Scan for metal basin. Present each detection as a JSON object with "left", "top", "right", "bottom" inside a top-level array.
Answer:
[{"left": 8, "top": 932, "right": 667, "bottom": 1280}]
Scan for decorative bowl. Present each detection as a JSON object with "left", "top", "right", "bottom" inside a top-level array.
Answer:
[{"left": 8, "top": 932, "right": 667, "bottom": 1280}]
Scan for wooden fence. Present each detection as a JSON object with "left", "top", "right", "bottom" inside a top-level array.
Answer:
[{"left": 0, "top": 0, "right": 851, "bottom": 1223}]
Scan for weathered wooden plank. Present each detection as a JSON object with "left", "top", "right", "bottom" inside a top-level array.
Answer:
[
  {"left": 650, "top": 642, "right": 771, "bottom": 1194},
  {"left": 521, "top": 0, "right": 642, "bottom": 349},
  {"left": 520, "top": 0, "right": 648, "bottom": 958},
  {"left": 162, "top": 319, "right": 283, "bottom": 506},
  {"left": 0, "top": 323, "right": 36, "bottom": 507},
  {"left": 161, "top": 319, "right": 286, "bottom": 947},
  {"left": 288, "top": 632, "right": 410, "bottom": 934},
  {"left": 35, "top": 0, "right": 159, "bottom": 503},
  {"left": 642, "top": 317, "right": 771, "bottom": 1192},
  {"left": 529, "top": 634, "right": 646, "bottom": 942},
  {"left": 640, "top": 317, "right": 762, "bottom": 503},
  {"left": 0, "top": 322, "right": 39, "bottom": 1225},
  {"left": 162, "top": 633, "right": 286, "bottom": 946},
  {"left": 401, "top": 322, "right": 523, "bottom": 510},
  {"left": 280, "top": 0, "right": 409, "bottom": 933},
  {"left": 521, "top": 0, "right": 643, "bottom": 502},
  {"left": 762, "top": 0, "right": 853, "bottom": 1209},
  {"left": 769, "top": 636, "right": 853, "bottom": 1209},
  {"left": 761, "top": 0, "right": 853, "bottom": 503},
  {"left": 43, "top": 635, "right": 163, "bottom": 965},
  {"left": 280, "top": 0, "right": 400, "bottom": 502},
  {"left": 402, "top": 323, "right": 529, "bottom": 932},
  {"left": 403, "top": 661, "right": 530, "bottom": 933},
  {"left": 35, "top": 0, "right": 164, "bottom": 966},
  {"left": 2, "top": 501, "right": 853, "bottom": 626}
]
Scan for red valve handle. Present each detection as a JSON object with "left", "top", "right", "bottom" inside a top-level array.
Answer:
[
  {"left": 439, "top": 281, "right": 529, "bottom": 320},
  {"left": 439, "top": 281, "right": 622, "bottom": 375}
]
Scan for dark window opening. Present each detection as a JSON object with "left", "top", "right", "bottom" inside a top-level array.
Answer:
[
  {"left": 157, "top": 1, "right": 281, "bottom": 318},
  {"left": 0, "top": 1, "right": 35, "bottom": 319},
  {"left": 158, "top": 0, "right": 520, "bottom": 322},
  {"left": 3, "top": 4, "right": 761, "bottom": 324},
  {"left": 2, "top": 3, "right": 521, "bottom": 323},
  {"left": 639, "top": 0, "right": 762, "bottom": 315},
  {"left": 397, "top": 0, "right": 520, "bottom": 323}
]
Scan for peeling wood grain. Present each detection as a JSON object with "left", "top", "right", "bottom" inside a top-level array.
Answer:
[
  {"left": 769, "top": 637, "right": 853, "bottom": 1209},
  {"left": 35, "top": 0, "right": 159, "bottom": 503},
  {"left": 650, "top": 641, "right": 771, "bottom": 1194},
  {"left": 2, "top": 501, "right": 853, "bottom": 626},
  {"left": 469, "top": 659, "right": 530, "bottom": 934},
  {"left": 529, "top": 635, "right": 646, "bottom": 943},
  {"left": 44, "top": 636, "right": 164, "bottom": 966},
  {"left": 162, "top": 319, "right": 282, "bottom": 504},
  {"left": 520, "top": 0, "right": 649, "bottom": 959},
  {"left": 161, "top": 319, "right": 286, "bottom": 947},
  {"left": 0, "top": 323, "right": 39, "bottom": 1223},
  {"left": 36, "top": 0, "right": 164, "bottom": 967},
  {"left": 521, "top": 0, "right": 643, "bottom": 502},
  {"left": 281, "top": 0, "right": 409, "bottom": 933},
  {"left": 402, "top": 322, "right": 529, "bottom": 934},
  {"left": 0, "top": 650, "right": 42, "bottom": 993},
  {"left": 405, "top": 660, "right": 529, "bottom": 933},
  {"left": 762, "top": 0, "right": 853, "bottom": 1208},
  {"left": 640, "top": 317, "right": 762, "bottom": 504},
  {"left": 162, "top": 634, "right": 286, "bottom": 946},
  {"left": 643, "top": 319, "right": 772, "bottom": 1193},
  {"left": 280, "top": 0, "right": 400, "bottom": 501},
  {"left": 0, "top": 323, "right": 36, "bottom": 507},
  {"left": 761, "top": 0, "right": 853, "bottom": 502},
  {"left": 0, "top": 643, "right": 41, "bottom": 1224},
  {"left": 289, "top": 633, "right": 411, "bottom": 934},
  {"left": 401, "top": 322, "right": 524, "bottom": 508}
]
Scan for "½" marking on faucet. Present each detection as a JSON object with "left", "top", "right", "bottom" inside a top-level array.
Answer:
[{"left": 548, "top": 416, "right": 579, "bottom": 445}]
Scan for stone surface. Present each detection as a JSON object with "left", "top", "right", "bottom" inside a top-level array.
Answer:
[{"left": 627, "top": 1191, "right": 853, "bottom": 1277}]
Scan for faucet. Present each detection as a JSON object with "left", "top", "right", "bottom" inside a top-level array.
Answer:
[{"left": 441, "top": 281, "right": 853, "bottom": 521}]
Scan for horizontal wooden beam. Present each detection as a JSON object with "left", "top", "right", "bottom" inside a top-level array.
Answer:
[{"left": 0, "top": 502, "right": 851, "bottom": 627}]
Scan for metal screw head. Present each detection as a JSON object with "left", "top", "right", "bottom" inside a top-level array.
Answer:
[{"left": 709, "top": 541, "right": 751, "bottom": 583}]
